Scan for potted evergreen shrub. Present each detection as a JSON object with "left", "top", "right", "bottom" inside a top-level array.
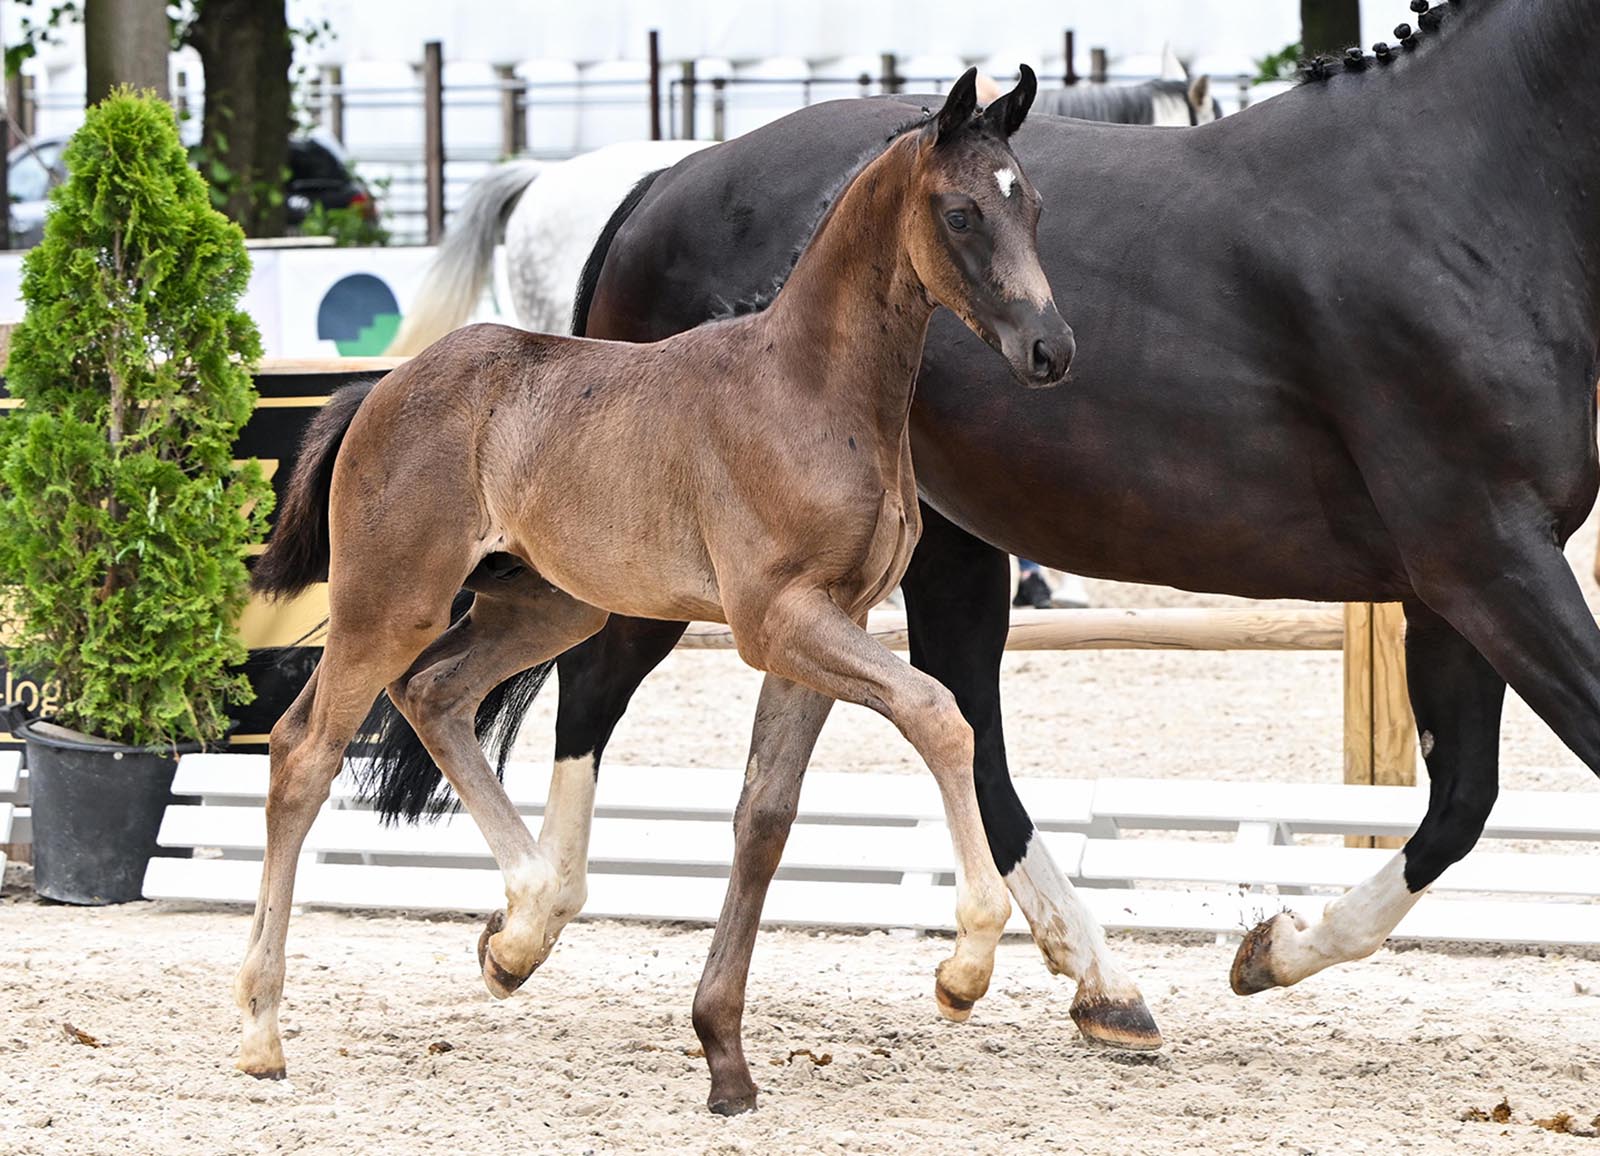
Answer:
[{"left": 0, "top": 89, "right": 273, "bottom": 904}]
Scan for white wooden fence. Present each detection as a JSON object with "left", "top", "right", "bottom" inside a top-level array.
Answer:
[
  {"left": 0, "top": 752, "right": 23, "bottom": 877},
  {"left": 139, "top": 753, "right": 1600, "bottom": 947}
]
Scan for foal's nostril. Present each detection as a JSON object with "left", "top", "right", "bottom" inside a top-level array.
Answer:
[{"left": 1031, "top": 339, "right": 1052, "bottom": 376}]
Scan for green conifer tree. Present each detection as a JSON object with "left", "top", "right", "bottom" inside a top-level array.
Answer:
[{"left": 0, "top": 89, "right": 273, "bottom": 746}]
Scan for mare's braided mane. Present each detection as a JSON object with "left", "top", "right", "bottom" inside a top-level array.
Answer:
[{"left": 1298, "top": 0, "right": 1474, "bottom": 82}]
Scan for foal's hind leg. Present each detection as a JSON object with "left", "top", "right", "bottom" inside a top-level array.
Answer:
[
  {"left": 389, "top": 578, "right": 607, "bottom": 996},
  {"left": 1233, "top": 600, "right": 1507, "bottom": 992},
  {"left": 236, "top": 607, "right": 449, "bottom": 1078},
  {"left": 902, "top": 504, "right": 1161, "bottom": 1048},
  {"left": 733, "top": 588, "right": 1012, "bottom": 1020}
]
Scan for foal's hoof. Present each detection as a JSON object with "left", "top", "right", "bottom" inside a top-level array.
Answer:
[
  {"left": 1230, "top": 911, "right": 1305, "bottom": 995},
  {"left": 477, "top": 910, "right": 532, "bottom": 1000},
  {"left": 933, "top": 960, "right": 983, "bottom": 1023},
  {"left": 707, "top": 1086, "right": 759, "bottom": 1116},
  {"left": 1070, "top": 991, "right": 1164, "bottom": 1051},
  {"left": 237, "top": 1060, "right": 287, "bottom": 1081}
]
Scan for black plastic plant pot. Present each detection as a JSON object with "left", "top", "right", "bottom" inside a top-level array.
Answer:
[{"left": 18, "top": 718, "right": 195, "bottom": 905}]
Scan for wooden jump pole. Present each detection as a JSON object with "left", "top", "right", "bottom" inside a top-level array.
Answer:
[{"left": 681, "top": 606, "right": 1346, "bottom": 652}]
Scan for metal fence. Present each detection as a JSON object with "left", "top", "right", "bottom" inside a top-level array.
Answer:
[{"left": 10, "top": 34, "right": 1264, "bottom": 247}]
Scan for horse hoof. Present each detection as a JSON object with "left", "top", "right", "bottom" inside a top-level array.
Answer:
[
  {"left": 707, "top": 1086, "right": 759, "bottom": 1116},
  {"left": 1070, "top": 993, "right": 1164, "bottom": 1051},
  {"left": 1231, "top": 912, "right": 1298, "bottom": 995},
  {"left": 477, "top": 910, "right": 531, "bottom": 999},
  {"left": 934, "top": 967, "right": 972, "bottom": 1024},
  {"left": 238, "top": 1061, "right": 287, "bottom": 1080}
]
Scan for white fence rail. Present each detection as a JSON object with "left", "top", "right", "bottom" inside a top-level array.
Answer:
[{"left": 138, "top": 753, "right": 1600, "bottom": 948}]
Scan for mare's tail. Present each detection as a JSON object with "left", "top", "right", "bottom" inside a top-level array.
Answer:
[
  {"left": 252, "top": 381, "right": 375, "bottom": 600},
  {"left": 384, "top": 160, "right": 544, "bottom": 355},
  {"left": 569, "top": 167, "right": 666, "bottom": 336},
  {"left": 356, "top": 629, "right": 556, "bottom": 824}
]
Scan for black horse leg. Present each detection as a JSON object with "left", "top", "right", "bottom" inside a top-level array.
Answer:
[
  {"left": 1232, "top": 600, "right": 1508, "bottom": 992},
  {"left": 532, "top": 616, "right": 689, "bottom": 945},
  {"left": 901, "top": 503, "right": 1161, "bottom": 1049}
]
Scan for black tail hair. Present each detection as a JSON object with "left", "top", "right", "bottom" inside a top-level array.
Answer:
[
  {"left": 569, "top": 167, "right": 665, "bottom": 336},
  {"left": 355, "top": 590, "right": 556, "bottom": 823},
  {"left": 252, "top": 381, "right": 376, "bottom": 599}
]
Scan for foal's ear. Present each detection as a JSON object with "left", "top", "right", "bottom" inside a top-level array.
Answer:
[
  {"left": 982, "top": 64, "right": 1037, "bottom": 138},
  {"left": 936, "top": 68, "right": 980, "bottom": 144}
]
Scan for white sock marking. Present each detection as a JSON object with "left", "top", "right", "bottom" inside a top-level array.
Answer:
[{"left": 1009, "top": 835, "right": 1140, "bottom": 999}]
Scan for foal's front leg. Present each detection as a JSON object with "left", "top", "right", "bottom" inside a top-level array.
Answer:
[{"left": 735, "top": 589, "right": 1012, "bottom": 1020}]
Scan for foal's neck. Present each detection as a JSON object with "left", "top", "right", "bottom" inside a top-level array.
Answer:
[{"left": 761, "top": 134, "right": 934, "bottom": 434}]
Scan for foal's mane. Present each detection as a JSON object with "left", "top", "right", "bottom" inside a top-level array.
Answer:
[
  {"left": 1296, "top": 0, "right": 1479, "bottom": 83},
  {"left": 705, "top": 107, "right": 997, "bottom": 322},
  {"left": 706, "top": 113, "right": 936, "bottom": 321}
]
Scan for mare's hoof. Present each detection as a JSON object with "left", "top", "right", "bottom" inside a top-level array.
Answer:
[
  {"left": 478, "top": 910, "right": 531, "bottom": 1000},
  {"left": 707, "top": 1087, "right": 759, "bottom": 1116},
  {"left": 1070, "top": 993, "right": 1164, "bottom": 1051},
  {"left": 1230, "top": 912, "right": 1299, "bottom": 995}
]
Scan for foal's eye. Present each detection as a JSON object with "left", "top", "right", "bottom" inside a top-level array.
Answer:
[{"left": 945, "top": 210, "right": 969, "bottom": 232}]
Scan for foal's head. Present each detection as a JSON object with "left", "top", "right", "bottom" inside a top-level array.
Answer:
[{"left": 906, "top": 66, "right": 1073, "bottom": 387}]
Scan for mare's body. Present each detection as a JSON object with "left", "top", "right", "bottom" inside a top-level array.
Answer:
[{"left": 542, "top": 0, "right": 1599, "bottom": 1027}]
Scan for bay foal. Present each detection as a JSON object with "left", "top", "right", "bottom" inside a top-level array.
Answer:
[{"left": 238, "top": 69, "right": 1073, "bottom": 1102}]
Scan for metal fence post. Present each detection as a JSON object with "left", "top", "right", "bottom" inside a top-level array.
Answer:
[
  {"left": 711, "top": 76, "right": 726, "bottom": 141},
  {"left": 1064, "top": 30, "right": 1078, "bottom": 85},
  {"left": 648, "top": 30, "right": 662, "bottom": 141},
  {"left": 323, "top": 64, "right": 344, "bottom": 144},
  {"left": 880, "top": 52, "right": 901, "bottom": 94},
  {"left": 680, "top": 60, "right": 697, "bottom": 139},
  {"left": 1090, "top": 48, "right": 1108, "bottom": 84},
  {"left": 423, "top": 41, "right": 444, "bottom": 245},
  {"left": 496, "top": 64, "right": 525, "bottom": 158}
]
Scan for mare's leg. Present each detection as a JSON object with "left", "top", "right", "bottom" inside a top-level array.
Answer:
[
  {"left": 901, "top": 505, "right": 1161, "bottom": 1048},
  {"left": 388, "top": 577, "right": 608, "bottom": 996},
  {"left": 734, "top": 589, "right": 1012, "bottom": 1021},
  {"left": 692, "top": 674, "right": 835, "bottom": 1115},
  {"left": 540, "top": 618, "right": 690, "bottom": 937},
  {"left": 1232, "top": 601, "right": 1509, "bottom": 991},
  {"left": 236, "top": 590, "right": 457, "bottom": 1077}
]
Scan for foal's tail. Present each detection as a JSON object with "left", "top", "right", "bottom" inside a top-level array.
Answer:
[
  {"left": 384, "top": 160, "right": 544, "bottom": 355},
  {"left": 252, "top": 381, "right": 375, "bottom": 600}
]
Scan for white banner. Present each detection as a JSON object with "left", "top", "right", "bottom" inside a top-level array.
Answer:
[{"left": 0, "top": 245, "right": 512, "bottom": 360}]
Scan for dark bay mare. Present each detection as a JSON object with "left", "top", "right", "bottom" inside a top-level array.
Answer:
[
  {"left": 241, "top": 71, "right": 1075, "bottom": 1110},
  {"left": 360, "top": 0, "right": 1600, "bottom": 1110}
]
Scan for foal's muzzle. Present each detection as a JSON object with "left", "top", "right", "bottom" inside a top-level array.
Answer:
[{"left": 998, "top": 301, "right": 1075, "bottom": 389}]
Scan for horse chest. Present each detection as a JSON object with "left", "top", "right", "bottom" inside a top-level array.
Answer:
[{"left": 831, "top": 467, "right": 919, "bottom": 615}]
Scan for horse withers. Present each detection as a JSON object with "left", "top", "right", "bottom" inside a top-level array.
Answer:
[{"left": 238, "top": 68, "right": 1072, "bottom": 1113}]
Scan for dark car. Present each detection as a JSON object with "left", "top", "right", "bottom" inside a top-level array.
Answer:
[
  {"left": 6, "top": 130, "right": 378, "bottom": 247},
  {"left": 285, "top": 133, "right": 379, "bottom": 228}
]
